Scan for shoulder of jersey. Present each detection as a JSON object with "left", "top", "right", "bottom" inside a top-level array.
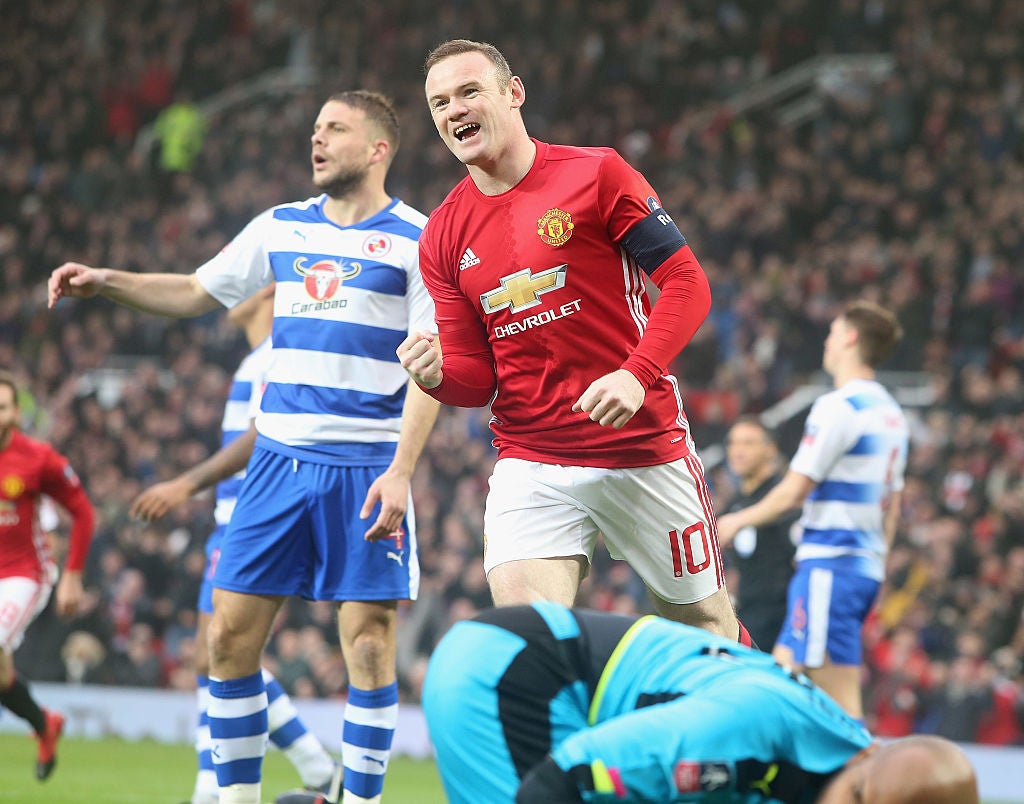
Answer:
[{"left": 544, "top": 142, "right": 618, "bottom": 163}]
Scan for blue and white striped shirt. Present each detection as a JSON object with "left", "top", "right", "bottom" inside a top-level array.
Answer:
[
  {"left": 790, "top": 378, "right": 909, "bottom": 580},
  {"left": 214, "top": 338, "right": 271, "bottom": 526},
  {"left": 196, "top": 195, "right": 433, "bottom": 466}
]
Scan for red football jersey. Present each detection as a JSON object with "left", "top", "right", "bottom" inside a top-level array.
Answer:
[
  {"left": 0, "top": 430, "right": 95, "bottom": 580},
  {"left": 420, "top": 140, "right": 709, "bottom": 468}
]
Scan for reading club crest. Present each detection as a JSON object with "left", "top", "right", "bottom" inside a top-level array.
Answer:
[
  {"left": 293, "top": 257, "right": 362, "bottom": 301},
  {"left": 537, "top": 208, "right": 574, "bottom": 247}
]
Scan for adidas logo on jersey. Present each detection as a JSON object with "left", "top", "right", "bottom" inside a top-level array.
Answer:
[{"left": 459, "top": 248, "right": 481, "bottom": 270}]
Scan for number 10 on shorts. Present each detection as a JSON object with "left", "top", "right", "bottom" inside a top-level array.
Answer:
[{"left": 669, "top": 523, "right": 711, "bottom": 577}]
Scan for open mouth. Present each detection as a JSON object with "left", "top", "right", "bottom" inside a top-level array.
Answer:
[
  {"left": 312, "top": 153, "right": 328, "bottom": 167},
  {"left": 453, "top": 123, "right": 480, "bottom": 142}
]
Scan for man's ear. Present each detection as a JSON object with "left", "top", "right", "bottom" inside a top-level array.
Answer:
[{"left": 509, "top": 76, "right": 526, "bottom": 110}]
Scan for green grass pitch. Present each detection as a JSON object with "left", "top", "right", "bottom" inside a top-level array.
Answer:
[
  {"left": 1, "top": 733, "right": 1012, "bottom": 803},
  {"left": 0, "top": 733, "right": 446, "bottom": 803}
]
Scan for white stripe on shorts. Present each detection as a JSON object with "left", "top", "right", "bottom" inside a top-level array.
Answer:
[{"left": 805, "top": 567, "right": 833, "bottom": 667}]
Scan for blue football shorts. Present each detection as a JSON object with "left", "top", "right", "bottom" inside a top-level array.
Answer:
[
  {"left": 197, "top": 524, "right": 227, "bottom": 614},
  {"left": 212, "top": 446, "right": 418, "bottom": 601},
  {"left": 775, "top": 558, "right": 880, "bottom": 667}
]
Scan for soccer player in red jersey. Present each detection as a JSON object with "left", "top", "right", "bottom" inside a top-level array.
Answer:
[
  {"left": 0, "top": 371, "right": 95, "bottom": 780},
  {"left": 398, "top": 39, "right": 747, "bottom": 644}
]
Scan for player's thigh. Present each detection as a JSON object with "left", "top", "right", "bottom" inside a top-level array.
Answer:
[
  {"left": 194, "top": 611, "right": 212, "bottom": 675},
  {"left": 214, "top": 448, "right": 314, "bottom": 597},
  {"left": 308, "top": 464, "right": 418, "bottom": 602},
  {"left": 776, "top": 564, "right": 880, "bottom": 667},
  {"left": 487, "top": 556, "right": 587, "bottom": 607},
  {"left": 0, "top": 575, "right": 53, "bottom": 652},
  {"left": 590, "top": 457, "right": 725, "bottom": 605},
  {"left": 483, "top": 459, "right": 599, "bottom": 576}
]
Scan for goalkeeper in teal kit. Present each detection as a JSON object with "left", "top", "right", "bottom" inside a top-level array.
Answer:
[{"left": 423, "top": 603, "right": 977, "bottom": 804}]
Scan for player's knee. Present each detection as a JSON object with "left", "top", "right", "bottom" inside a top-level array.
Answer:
[
  {"left": 344, "top": 630, "right": 390, "bottom": 675},
  {"left": 206, "top": 614, "right": 256, "bottom": 669}
]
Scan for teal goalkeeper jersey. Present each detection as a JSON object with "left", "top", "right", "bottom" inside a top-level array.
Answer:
[{"left": 423, "top": 602, "right": 872, "bottom": 804}]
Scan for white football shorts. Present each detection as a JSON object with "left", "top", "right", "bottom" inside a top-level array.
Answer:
[
  {"left": 0, "top": 573, "right": 55, "bottom": 652},
  {"left": 482, "top": 456, "right": 726, "bottom": 604}
]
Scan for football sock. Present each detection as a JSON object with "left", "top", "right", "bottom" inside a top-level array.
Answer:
[
  {"left": 0, "top": 674, "right": 47, "bottom": 734},
  {"left": 737, "top": 620, "right": 758, "bottom": 650},
  {"left": 191, "top": 675, "right": 218, "bottom": 802},
  {"left": 341, "top": 682, "right": 398, "bottom": 803},
  {"left": 263, "top": 668, "right": 336, "bottom": 788},
  {"left": 208, "top": 671, "right": 267, "bottom": 804}
]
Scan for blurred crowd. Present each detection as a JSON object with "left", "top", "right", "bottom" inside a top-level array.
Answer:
[{"left": 3, "top": 0, "right": 1023, "bottom": 744}]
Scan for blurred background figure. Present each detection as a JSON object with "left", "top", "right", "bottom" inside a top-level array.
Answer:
[{"left": 720, "top": 417, "right": 798, "bottom": 650}]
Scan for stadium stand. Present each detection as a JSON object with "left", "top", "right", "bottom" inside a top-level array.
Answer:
[{"left": 3, "top": 0, "right": 1022, "bottom": 749}]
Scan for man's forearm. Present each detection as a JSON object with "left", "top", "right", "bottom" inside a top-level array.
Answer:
[
  {"left": 182, "top": 426, "right": 258, "bottom": 493},
  {"left": 734, "top": 470, "right": 815, "bottom": 529},
  {"left": 391, "top": 381, "right": 441, "bottom": 476},
  {"left": 100, "top": 270, "right": 222, "bottom": 317}
]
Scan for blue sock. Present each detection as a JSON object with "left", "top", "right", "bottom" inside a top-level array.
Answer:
[
  {"left": 208, "top": 672, "right": 268, "bottom": 793},
  {"left": 342, "top": 682, "right": 398, "bottom": 801}
]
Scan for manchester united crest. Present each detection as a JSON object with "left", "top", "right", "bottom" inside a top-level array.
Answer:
[
  {"left": 1, "top": 475, "right": 25, "bottom": 498},
  {"left": 537, "top": 208, "right": 574, "bottom": 247}
]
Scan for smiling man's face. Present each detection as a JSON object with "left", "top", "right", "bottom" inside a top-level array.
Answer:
[{"left": 425, "top": 50, "right": 522, "bottom": 169}]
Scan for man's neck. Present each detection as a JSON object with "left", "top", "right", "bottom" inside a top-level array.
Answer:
[
  {"left": 468, "top": 136, "right": 537, "bottom": 196},
  {"left": 833, "top": 364, "right": 875, "bottom": 389},
  {"left": 322, "top": 186, "right": 391, "bottom": 228}
]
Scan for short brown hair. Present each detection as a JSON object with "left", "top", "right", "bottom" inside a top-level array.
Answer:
[
  {"left": 841, "top": 300, "right": 903, "bottom": 367},
  {"left": 327, "top": 90, "right": 400, "bottom": 158},
  {"left": 423, "top": 39, "right": 513, "bottom": 92},
  {"left": 726, "top": 416, "right": 775, "bottom": 445}
]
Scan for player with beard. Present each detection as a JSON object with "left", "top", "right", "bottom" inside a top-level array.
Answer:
[
  {"left": 0, "top": 371, "right": 95, "bottom": 782},
  {"left": 48, "top": 91, "right": 439, "bottom": 804},
  {"left": 129, "top": 287, "right": 341, "bottom": 804}
]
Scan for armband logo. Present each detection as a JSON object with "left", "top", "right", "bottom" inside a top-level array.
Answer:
[
  {"left": 1, "top": 475, "right": 25, "bottom": 498},
  {"left": 537, "top": 208, "right": 575, "bottom": 247}
]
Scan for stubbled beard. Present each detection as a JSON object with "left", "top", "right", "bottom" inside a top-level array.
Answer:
[{"left": 316, "top": 165, "right": 367, "bottom": 199}]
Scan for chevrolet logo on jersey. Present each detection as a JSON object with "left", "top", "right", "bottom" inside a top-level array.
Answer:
[{"left": 480, "top": 264, "right": 567, "bottom": 314}]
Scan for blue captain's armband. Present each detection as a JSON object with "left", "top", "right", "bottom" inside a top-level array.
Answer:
[{"left": 619, "top": 203, "right": 687, "bottom": 275}]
